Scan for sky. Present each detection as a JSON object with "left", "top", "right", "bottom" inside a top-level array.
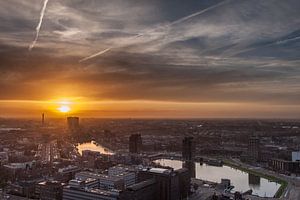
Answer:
[{"left": 0, "top": 0, "right": 299, "bottom": 118}]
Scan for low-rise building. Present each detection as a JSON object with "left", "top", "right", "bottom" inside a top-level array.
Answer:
[
  {"left": 63, "top": 186, "right": 119, "bottom": 200},
  {"left": 75, "top": 172, "right": 124, "bottom": 190},
  {"left": 36, "top": 181, "right": 63, "bottom": 200}
]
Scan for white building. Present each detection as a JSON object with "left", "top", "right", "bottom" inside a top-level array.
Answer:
[
  {"left": 63, "top": 186, "right": 119, "bottom": 200},
  {"left": 75, "top": 172, "right": 124, "bottom": 190},
  {"left": 108, "top": 165, "right": 136, "bottom": 187},
  {"left": 0, "top": 152, "right": 8, "bottom": 165},
  {"left": 58, "top": 165, "right": 80, "bottom": 174},
  {"left": 292, "top": 151, "right": 300, "bottom": 162}
]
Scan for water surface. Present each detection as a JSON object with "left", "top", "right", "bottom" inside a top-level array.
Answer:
[
  {"left": 155, "top": 159, "right": 281, "bottom": 197},
  {"left": 77, "top": 141, "right": 114, "bottom": 155}
]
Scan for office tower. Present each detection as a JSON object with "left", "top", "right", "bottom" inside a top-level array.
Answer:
[
  {"left": 129, "top": 134, "right": 142, "bottom": 154},
  {"left": 175, "top": 168, "right": 190, "bottom": 199},
  {"left": 182, "top": 137, "right": 195, "bottom": 161},
  {"left": 67, "top": 117, "right": 80, "bottom": 133},
  {"left": 248, "top": 136, "right": 260, "bottom": 162},
  {"left": 138, "top": 168, "right": 181, "bottom": 200},
  {"left": 182, "top": 161, "right": 195, "bottom": 179}
]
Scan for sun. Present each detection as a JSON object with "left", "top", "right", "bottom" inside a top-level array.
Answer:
[{"left": 58, "top": 105, "right": 71, "bottom": 113}]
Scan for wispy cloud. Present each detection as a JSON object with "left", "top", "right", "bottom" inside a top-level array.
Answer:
[
  {"left": 0, "top": 0, "right": 300, "bottom": 117},
  {"left": 79, "top": 0, "right": 231, "bottom": 62}
]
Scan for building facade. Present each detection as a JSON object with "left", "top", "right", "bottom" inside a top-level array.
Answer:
[
  {"left": 182, "top": 137, "right": 195, "bottom": 161},
  {"left": 129, "top": 134, "right": 142, "bottom": 154}
]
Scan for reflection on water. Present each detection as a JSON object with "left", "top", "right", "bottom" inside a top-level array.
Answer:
[
  {"left": 183, "top": 161, "right": 196, "bottom": 178},
  {"left": 249, "top": 173, "right": 261, "bottom": 189},
  {"left": 0, "top": 128, "right": 23, "bottom": 132},
  {"left": 77, "top": 141, "right": 114, "bottom": 155},
  {"left": 155, "top": 159, "right": 280, "bottom": 197}
]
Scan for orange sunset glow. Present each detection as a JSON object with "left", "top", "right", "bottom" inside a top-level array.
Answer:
[
  {"left": 0, "top": 2, "right": 299, "bottom": 199},
  {"left": 0, "top": 0, "right": 299, "bottom": 119}
]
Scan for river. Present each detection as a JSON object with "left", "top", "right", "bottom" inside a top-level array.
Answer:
[
  {"left": 77, "top": 141, "right": 114, "bottom": 155},
  {"left": 155, "top": 159, "right": 281, "bottom": 197}
]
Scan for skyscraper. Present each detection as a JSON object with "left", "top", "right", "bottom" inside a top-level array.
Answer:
[
  {"left": 138, "top": 168, "right": 180, "bottom": 200},
  {"left": 248, "top": 136, "right": 260, "bottom": 162},
  {"left": 182, "top": 137, "right": 195, "bottom": 161},
  {"left": 67, "top": 117, "right": 80, "bottom": 134},
  {"left": 129, "top": 134, "right": 142, "bottom": 154}
]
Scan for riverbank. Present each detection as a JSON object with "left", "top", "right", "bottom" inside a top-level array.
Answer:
[
  {"left": 223, "top": 160, "right": 287, "bottom": 198},
  {"left": 155, "top": 157, "right": 280, "bottom": 197}
]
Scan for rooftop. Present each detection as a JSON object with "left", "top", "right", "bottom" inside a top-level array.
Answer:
[{"left": 127, "top": 179, "right": 156, "bottom": 191}]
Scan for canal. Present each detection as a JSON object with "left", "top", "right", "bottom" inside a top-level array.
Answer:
[{"left": 154, "top": 159, "right": 281, "bottom": 198}]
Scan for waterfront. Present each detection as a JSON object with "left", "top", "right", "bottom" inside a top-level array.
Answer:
[
  {"left": 155, "top": 159, "right": 281, "bottom": 197},
  {"left": 76, "top": 141, "right": 114, "bottom": 155}
]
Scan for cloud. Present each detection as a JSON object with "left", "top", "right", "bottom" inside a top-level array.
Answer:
[{"left": 0, "top": 0, "right": 300, "bottom": 118}]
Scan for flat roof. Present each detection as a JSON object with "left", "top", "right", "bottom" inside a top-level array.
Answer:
[
  {"left": 127, "top": 179, "right": 156, "bottom": 191},
  {"left": 149, "top": 168, "right": 170, "bottom": 174}
]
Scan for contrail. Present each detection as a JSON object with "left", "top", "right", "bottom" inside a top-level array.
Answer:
[
  {"left": 79, "top": 33, "right": 144, "bottom": 63},
  {"left": 169, "top": 0, "right": 231, "bottom": 26},
  {"left": 227, "top": 35, "right": 300, "bottom": 57},
  {"left": 29, "top": 0, "right": 49, "bottom": 51},
  {"left": 79, "top": 0, "right": 231, "bottom": 62},
  {"left": 276, "top": 36, "right": 300, "bottom": 45},
  {"left": 79, "top": 48, "right": 112, "bottom": 62}
]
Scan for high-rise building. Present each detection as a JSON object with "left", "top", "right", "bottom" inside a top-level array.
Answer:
[
  {"left": 175, "top": 168, "right": 190, "bottom": 199},
  {"left": 138, "top": 168, "right": 181, "bottom": 200},
  {"left": 248, "top": 136, "right": 260, "bottom": 162},
  {"left": 182, "top": 137, "right": 195, "bottom": 161},
  {"left": 182, "top": 161, "right": 195, "bottom": 179},
  {"left": 129, "top": 134, "right": 142, "bottom": 154},
  {"left": 67, "top": 117, "right": 80, "bottom": 133}
]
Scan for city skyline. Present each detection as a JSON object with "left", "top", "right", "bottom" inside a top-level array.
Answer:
[{"left": 0, "top": 0, "right": 300, "bottom": 118}]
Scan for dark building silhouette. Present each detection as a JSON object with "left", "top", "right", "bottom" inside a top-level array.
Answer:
[
  {"left": 182, "top": 161, "right": 195, "bottom": 179},
  {"left": 129, "top": 134, "right": 142, "bottom": 154},
  {"left": 175, "top": 168, "right": 190, "bottom": 199},
  {"left": 36, "top": 181, "right": 63, "bottom": 200},
  {"left": 120, "top": 178, "right": 156, "bottom": 200},
  {"left": 138, "top": 168, "right": 189, "bottom": 200},
  {"left": 248, "top": 136, "right": 260, "bottom": 162},
  {"left": 234, "top": 192, "right": 243, "bottom": 200},
  {"left": 182, "top": 137, "right": 195, "bottom": 161},
  {"left": 67, "top": 117, "right": 80, "bottom": 134},
  {"left": 248, "top": 173, "right": 260, "bottom": 188},
  {"left": 42, "top": 113, "right": 45, "bottom": 126}
]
